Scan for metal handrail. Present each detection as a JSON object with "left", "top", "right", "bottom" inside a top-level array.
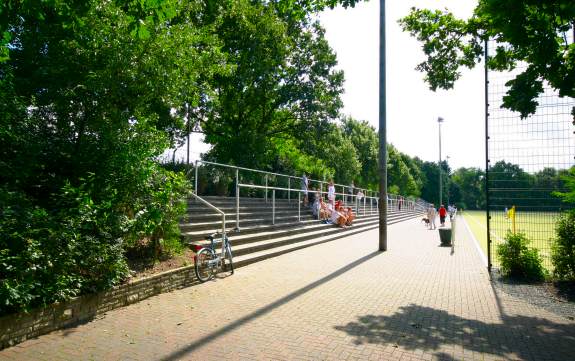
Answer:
[
  {"left": 191, "top": 159, "right": 431, "bottom": 213},
  {"left": 190, "top": 192, "right": 226, "bottom": 237},
  {"left": 236, "top": 183, "right": 380, "bottom": 228},
  {"left": 237, "top": 183, "right": 379, "bottom": 199},
  {"left": 194, "top": 159, "right": 379, "bottom": 199}
]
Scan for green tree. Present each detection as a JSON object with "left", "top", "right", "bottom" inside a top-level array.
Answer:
[
  {"left": 0, "top": 0, "right": 225, "bottom": 314},
  {"left": 400, "top": 1, "right": 575, "bottom": 118},
  {"left": 489, "top": 161, "right": 535, "bottom": 209},
  {"left": 341, "top": 117, "right": 379, "bottom": 188},
  {"left": 451, "top": 167, "right": 485, "bottom": 209},
  {"left": 387, "top": 144, "right": 420, "bottom": 197},
  {"left": 201, "top": 1, "right": 344, "bottom": 169}
]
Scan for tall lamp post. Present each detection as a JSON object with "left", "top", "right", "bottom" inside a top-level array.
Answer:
[
  {"left": 378, "top": 0, "right": 387, "bottom": 252},
  {"left": 438, "top": 117, "right": 444, "bottom": 206},
  {"left": 445, "top": 155, "right": 450, "bottom": 206}
]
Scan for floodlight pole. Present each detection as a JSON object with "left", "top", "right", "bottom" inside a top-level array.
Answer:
[
  {"left": 438, "top": 117, "right": 444, "bottom": 206},
  {"left": 378, "top": 0, "right": 388, "bottom": 252}
]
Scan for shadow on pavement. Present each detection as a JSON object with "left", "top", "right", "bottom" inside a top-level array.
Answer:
[
  {"left": 334, "top": 303, "right": 575, "bottom": 360},
  {"left": 159, "top": 250, "right": 383, "bottom": 361}
]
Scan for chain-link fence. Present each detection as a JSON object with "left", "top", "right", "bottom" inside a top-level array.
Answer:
[{"left": 486, "top": 40, "right": 575, "bottom": 271}]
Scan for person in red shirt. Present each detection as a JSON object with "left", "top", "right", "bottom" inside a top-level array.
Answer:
[{"left": 439, "top": 205, "right": 447, "bottom": 227}]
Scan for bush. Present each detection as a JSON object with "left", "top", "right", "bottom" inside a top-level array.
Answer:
[
  {"left": 551, "top": 211, "right": 575, "bottom": 280},
  {"left": 0, "top": 186, "right": 129, "bottom": 316},
  {"left": 496, "top": 231, "right": 546, "bottom": 281},
  {"left": 0, "top": 162, "right": 189, "bottom": 316}
]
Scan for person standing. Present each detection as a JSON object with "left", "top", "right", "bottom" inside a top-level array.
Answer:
[
  {"left": 348, "top": 180, "right": 355, "bottom": 204},
  {"left": 327, "top": 180, "right": 336, "bottom": 206},
  {"left": 301, "top": 173, "right": 309, "bottom": 207},
  {"left": 439, "top": 204, "right": 447, "bottom": 227},
  {"left": 427, "top": 204, "right": 437, "bottom": 230}
]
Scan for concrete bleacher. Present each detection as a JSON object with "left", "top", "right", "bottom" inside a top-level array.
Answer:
[{"left": 180, "top": 196, "right": 424, "bottom": 268}]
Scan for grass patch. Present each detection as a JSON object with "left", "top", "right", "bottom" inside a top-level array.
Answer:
[{"left": 462, "top": 210, "right": 560, "bottom": 269}]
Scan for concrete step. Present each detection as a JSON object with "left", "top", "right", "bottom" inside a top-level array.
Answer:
[
  {"left": 180, "top": 214, "right": 317, "bottom": 232},
  {"left": 231, "top": 219, "right": 380, "bottom": 257},
  {"left": 180, "top": 210, "right": 422, "bottom": 241},
  {"left": 181, "top": 214, "right": 378, "bottom": 242},
  {"left": 183, "top": 209, "right": 313, "bottom": 222},
  {"left": 190, "top": 215, "right": 379, "bottom": 248},
  {"left": 230, "top": 211, "right": 424, "bottom": 268},
  {"left": 232, "top": 223, "right": 380, "bottom": 269}
]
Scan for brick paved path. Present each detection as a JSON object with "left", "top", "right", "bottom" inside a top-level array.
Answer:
[{"left": 1, "top": 217, "right": 574, "bottom": 361}]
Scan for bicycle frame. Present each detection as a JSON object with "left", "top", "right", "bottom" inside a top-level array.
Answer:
[{"left": 194, "top": 233, "right": 231, "bottom": 268}]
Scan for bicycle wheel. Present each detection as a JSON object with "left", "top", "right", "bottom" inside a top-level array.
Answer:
[
  {"left": 225, "top": 242, "right": 234, "bottom": 275},
  {"left": 195, "top": 248, "right": 217, "bottom": 282}
]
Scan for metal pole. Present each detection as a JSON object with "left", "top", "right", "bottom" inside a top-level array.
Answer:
[
  {"left": 186, "top": 103, "right": 190, "bottom": 165},
  {"left": 265, "top": 174, "right": 268, "bottom": 203},
  {"left": 298, "top": 192, "right": 301, "bottom": 222},
  {"left": 272, "top": 190, "right": 275, "bottom": 225},
  {"left": 438, "top": 117, "right": 443, "bottom": 206},
  {"left": 484, "top": 39, "right": 492, "bottom": 272},
  {"left": 236, "top": 169, "right": 240, "bottom": 230},
  {"left": 378, "top": 0, "right": 388, "bottom": 251},
  {"left": 194, "top": 160, "right": 198, "bottom": 194},
  {"left": 288, "top": 178, "right": 291, "bottom": 203}
]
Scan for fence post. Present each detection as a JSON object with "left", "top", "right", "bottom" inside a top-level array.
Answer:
[
  {"left": 265, "top": 174, "right": 268, "bottom": 203},
  {"left": 298, "top": 192, "right": 301, "bottom": 222},
  {"left": 288, "top": 177, "right": 291, "bottom": 203},
  {"left": 235, "top": 169, "right": 240, "bottom": 230},
  {"left": 194, "top": 160, "right": 198, "bottom": 194},
  {"left": 272, "top": 190, "right": 275, "bottom": 225}
]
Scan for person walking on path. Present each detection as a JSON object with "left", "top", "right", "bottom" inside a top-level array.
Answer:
[
  {"left": 439, "top": 205, "right": 447, "bottom": 227},
  {"left": 301, "top": 173, "right": 309, "bottom": 207},
  {"left": 427, "top": 204, "right": 437, "bottom": 230}
]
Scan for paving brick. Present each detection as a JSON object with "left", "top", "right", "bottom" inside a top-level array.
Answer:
[{"left": 1, "top": 218, "right": 574, "bottom": 360}]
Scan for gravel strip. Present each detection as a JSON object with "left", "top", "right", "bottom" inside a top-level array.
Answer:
[{"left": 490, "top": 272, "right": 575, "bottom": 321}]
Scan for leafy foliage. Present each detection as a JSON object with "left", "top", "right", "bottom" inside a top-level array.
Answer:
[
  {"left": 497, "top": 232, "right": 546, "bottom": 280},
  {"left": 0, "top": 0, "right": 206, "bottom": 314},
  {"left": 202, "top": 0, "right": 344, "bottom": 170},
  {"left": 400, "top": 1, "right": 575, "bottom": 118},
  {"left": 551, "top": 211, "right": 575, "bottom": 280},
  {"left": 450, "top": 167, "right": 485, "bottom": 210}
]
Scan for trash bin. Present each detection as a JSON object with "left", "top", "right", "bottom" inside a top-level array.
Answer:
[{"left": 439, "top": 228, "right": 452, "bottom": 246}]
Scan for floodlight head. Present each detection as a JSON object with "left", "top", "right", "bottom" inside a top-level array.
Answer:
[{"left": 437, "top": 117, "right": 444, "bottom": 123}]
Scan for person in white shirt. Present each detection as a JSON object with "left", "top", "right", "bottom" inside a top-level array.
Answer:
[
  {"left": 330, "top": 205, "right": 347, "bottom": 227},
  {"left": 427, "top": 204, "right": 437, "bottom": 230},
  {"left": 301, "top": 173, "right": 309, "bottom": 207},
  {"left": 327, "top": 180, "right": 335, "bottom": 206}
]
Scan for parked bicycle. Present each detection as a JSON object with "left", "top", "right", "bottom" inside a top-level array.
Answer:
[{"left": 194, "top": 232, "right": 234, "bottom": 282}]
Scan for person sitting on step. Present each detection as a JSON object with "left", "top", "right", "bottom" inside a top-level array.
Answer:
[
  {"left": 344, "top": 207, "right": 355, "bottom": 226},
  {"left": 331, "top": 204, "right": 347, "bottom": 228}
]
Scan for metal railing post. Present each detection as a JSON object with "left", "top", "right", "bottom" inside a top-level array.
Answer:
[
  {"left": 236, "top": 169, "right": 240, "bottom": 230},
  {"left": 288, "top": 178, "right": 291, "bottom": 203},
  {"left": 194, "top": 160, "right": 198, "bottom": 194},
  {"left": 272, "top": 190, "right": 275, "bottom": 225},
  {"left": 298, "top": 192, "right": 301, "bottom": 221},
  {"left": 265, "top": 175, "right": 268, "bottom": 203},
  {"left": 364, "top": 195, "right": 366, "bottom": 216}
]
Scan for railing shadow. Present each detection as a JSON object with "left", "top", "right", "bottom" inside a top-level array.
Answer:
[
  {"left": 159, "top": 250, "right": 383, "bottom": 361},
  {"left": 334, "top": 302, "right": 575, "bottom": 360}
]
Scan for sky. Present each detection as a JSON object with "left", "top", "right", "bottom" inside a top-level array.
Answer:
[
  {"left": 174, "top": 0, "right": 486, "bottom": 170},
  {"left": 318, "top": 0, "right": 485, "bottom": 170}
]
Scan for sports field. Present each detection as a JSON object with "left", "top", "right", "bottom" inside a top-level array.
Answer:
[{"left": 462, "top": 210, "right": 560, "bottom": 268}]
